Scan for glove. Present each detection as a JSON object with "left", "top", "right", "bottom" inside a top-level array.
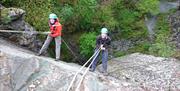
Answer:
[{"left": 100, "top": 45, "right": 105, "bottom": 50}]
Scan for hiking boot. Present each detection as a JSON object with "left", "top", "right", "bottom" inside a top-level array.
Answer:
[
  {"left": 99, "top": 69, "right": 104, "bottom": 73},
  {"left": 55, "top": 58, "right": 60, "bottom": 61},
  {"left": 36, "top": 53, "right": 42, "bottom": 56},
  {"left": 89, "top": 68, "right": 95, "bottom": 72},
  {"left": 99, "top": 69, "right": 107, "bottom": 73},
  {"left": 99, "top": 69, "right": 108, "bottom": 76},
  {"left": 103, "top": 72, "right": 108, "bottom": 76}
]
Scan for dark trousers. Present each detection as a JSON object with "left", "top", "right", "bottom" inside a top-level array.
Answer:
[{"left": 91, "top": 49, "right": 108, "bottom": 72}]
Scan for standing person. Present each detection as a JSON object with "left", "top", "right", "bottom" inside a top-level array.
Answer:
[
  {"left": 37, "top": 13, "right": 62, "bottom": 61},
  {"left": 89, "top": 28, "right": 111, "bottom": 76}
]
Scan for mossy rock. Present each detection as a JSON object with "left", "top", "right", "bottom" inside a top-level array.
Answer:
[
  {"left": 0, "top": 8, "right": 25, "bottom": 24},
  {"left": 1, "top": 8, "right": 11, "bottom": 24},
  {"left": 172, "top": 50, "right": 180, "bottom": 60},
  {"left": 114, "top": 51, "right": 127, "bottom": 57}
]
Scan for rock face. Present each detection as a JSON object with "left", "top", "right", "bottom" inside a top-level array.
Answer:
[
  {"left": 0, "top": 39, "right": 122, "bottom": 91},
  {"left": 105, "top": 54, "right": 180, "bottom": 91},
  {"left": 0, "top": 51, "right": 12, "bottom": 91},
  {"left": 0, "top": 5, "right": 42, "bottom": 52},
  {"left": 169, "top": 10, "right": 180, "bottom": 49},
  {"left": 0, "top": 38, "right": 180, "bottom": 91},
  {"left": 111, "top": 39, "right": 133, "bottom": 52}
]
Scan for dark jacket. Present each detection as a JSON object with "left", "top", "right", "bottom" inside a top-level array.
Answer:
[{"left": 96, "top": 35, "right": 111, "bottom": 49}]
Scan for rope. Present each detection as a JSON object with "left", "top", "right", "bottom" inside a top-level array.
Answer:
[
  {"left": 61, "top": 38, "right": 78, "bottom": 60},
  {"left": 75, "top": 49, "right": 100, "bottom": 91},
  {"left": 0, "top": 30, "right": 24, "bottom": 33},
  {"left": 0, "top": 30, "right": 50, "bottom": 35},
  {"left": 66, "top": 48, "right": 101, "bottom": 91}
]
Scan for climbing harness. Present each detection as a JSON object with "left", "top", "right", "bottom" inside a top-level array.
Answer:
[{"left": 66, "top": 48, "right": 101, "bottom": 91}]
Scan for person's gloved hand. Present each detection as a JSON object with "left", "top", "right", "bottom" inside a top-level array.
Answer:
[
  {"left": 51, "top": 32, "right": 55, "bottom": 35},
  {"left": 100, "top": 45, "right": 105, "bottom": 50}
]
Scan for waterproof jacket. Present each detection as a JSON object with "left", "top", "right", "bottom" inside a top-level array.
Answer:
[
  {"left": 49, "top": 19, "right": 62, "bottom": 37},
  {"left": 96, "top": 35, "right": 111, "bottom": 49}
]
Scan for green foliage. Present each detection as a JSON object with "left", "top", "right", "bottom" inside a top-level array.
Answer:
[
  {"left": 93, "top": 4, "right": 118, "bottom": 30},
  {"left": 59, "top": 4, "right": 74, "bottom": 23},
  {"left": 120, "top": 27, "right": 148, "bottom": 39},
  {"left": 3, "top": 0, "right": 51, "bottom": 32},
  {"left": 75, "top": 0, "right": 97, "bottom": 30},
  {"left": 149, "top": 41, "right": 175, "bottom": 57},
  {"left": 129, "top": 41, "right": 151, "bottom": 54},
  {"left": 55, "top": 0, "right": 98, "bottom": 32},
  {"left": 79, "top": 32, "right": 97, "bottom": 58},
  {"left": 114, "top": 51, "right": 127, "bottom": 57},
  {"left": 16, "top": 0, "right": 51, "bottom": 32},
  {"left": 112, "top": 0, "right": 139, "bottom": 31},
  {"left": 111, "top": 0, "right": 148, "bottom": 39},
  {"left": 137, "top": 0, "right": 160, "bottom": 15},
  {"left": 1, "top": 0, "right": 14, "bottom": 6},
  {"left": 2, "top": 0, "right": 177, "bottom": 60},
  {"left": 118, "top": 9, "right": 138, "bottom": 30},
  {"left": 148, "top": 14, "right": 175, "bottom": 57},
  {"left": 0, "top": 8, "right": 11, "bottom": 24},
  {"left": 75, "top": 0, "right": 97, "bottom": 23},
  {"left": 172, "top": 50, "right": 180, "bottom": 59}
]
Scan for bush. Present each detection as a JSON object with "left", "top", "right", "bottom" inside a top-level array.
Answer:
[
  {"left": 73, "top": 0, "right": 97, "bottom": 31},
  {"left": 79, "top": 32, "right": 97, "bottom": 58},
  {"left": 111, "top": 0, "right": 148, "bottom": 39},
  {"left": 149, "top": 42, "right": 175, "bottom": 57},
  {"left": 93, "top": 4, "right": 118, "bottom": 30},
  {"left": 136, "top": 0, "right": 160, "bottom": 15},
  {"left": 1, "top": 0, "right": 14, "bottom": 6},
  {"left": 148, "top": 14, "right": 175, "bottom": 57},
  {"left": 75, "top": 0, "right": 97, "bottom": 23},
  {"left": 59, "top": 4, "right": 74, "bottom": 23},
  {"left": 129, "top": 41, "right": 151, "bottom": 54}
]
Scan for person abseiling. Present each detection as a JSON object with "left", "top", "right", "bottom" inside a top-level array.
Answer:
[
  {"left": 89, "top": 28, "right": 111, "bottom": 76},
  {"left": 38, "top": 13, "right": 62, "bottom": 61}
]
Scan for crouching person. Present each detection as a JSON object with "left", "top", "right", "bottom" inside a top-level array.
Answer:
[
  {"left": 89, "top": 28, "right": 111, "bottom": 76},
  {"left": 37, "top": 13, "right": 62, "bottom": 61}
]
